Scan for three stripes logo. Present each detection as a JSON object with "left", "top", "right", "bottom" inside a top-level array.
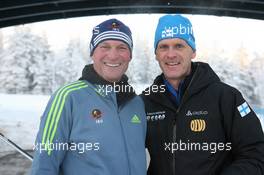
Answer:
[
  {"left": 41, "top": 81, "right": 88, "bottom": 155},
  {"left": 190, "top": 119, "right": 206, "bottom": 132}
]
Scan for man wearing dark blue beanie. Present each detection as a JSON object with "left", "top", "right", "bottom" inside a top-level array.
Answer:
[
  {"left": 141, "top": 14, "right": 264, "bottom": 175},
  {"left": 90, "top": 18, "right": 133, "bottom": 56},
  {"left": 31, "top": 18, "right": 147, "bottom": 175}
]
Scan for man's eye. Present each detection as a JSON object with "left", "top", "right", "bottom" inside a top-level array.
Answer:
[
  {"left": 175, "top": 44, "right": 184, "bottom": 49},
  {"left": 100, "top": 45, "right": 110, "bottom": 49},
  {"left": 158, "top": 45, "right": 168, "bottom": 50},
  {"left": 118, "top": 46, "right": 128, "bottom": 50}
]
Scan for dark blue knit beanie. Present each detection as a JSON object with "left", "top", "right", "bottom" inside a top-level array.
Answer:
[{"left": 90, "top": 18, "right": 133, "bottom": 56}]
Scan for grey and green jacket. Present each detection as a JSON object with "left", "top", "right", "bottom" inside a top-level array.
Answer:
[{"left": 30, "top": 64, "right": 147, "bottom": 175}]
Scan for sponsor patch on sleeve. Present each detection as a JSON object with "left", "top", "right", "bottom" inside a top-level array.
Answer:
[{"left": 237, "top": 102, "right": 251, "bottom": 117}]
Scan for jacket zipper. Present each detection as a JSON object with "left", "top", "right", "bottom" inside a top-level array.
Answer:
[
  {"left": 108, "top": 90, "right": 131, "bottom": 175},
  {"left": 172, "top": 119, "right": 177, "bottom": 175},
  {"left": 172, "top": 64, "right": 199, "bottom": 175},
  {"left": 117, "top": 104, "right": 131, "bottom": 175}
]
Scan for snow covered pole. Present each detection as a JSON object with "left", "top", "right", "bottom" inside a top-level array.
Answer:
[{"left": 0, "top": 132, "right": 33, "bottom": 161}]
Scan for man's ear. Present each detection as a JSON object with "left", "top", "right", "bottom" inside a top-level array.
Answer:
[
  {"left": 90, "top": 55, "right": 95, "bottom": 62},
  {"left": 191, "top": 51, "right": 196, "bottom": 60},
  {"left": 155, "top": 55, "right": 158, "bottom": 61}
]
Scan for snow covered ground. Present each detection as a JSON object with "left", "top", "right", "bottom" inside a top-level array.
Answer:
[
  {"left": 0, "top": 84, "right": 150, "bottom": 154},
  {"left": 0, "top": 94, "right": 50, "bottom": 153},
  {"left": 0, "top": 94, "right": 50, "bottom": 175},
  {"left": 0, "top": 92, "right": 264, "bottom": 174},
  {"left": 1, "top": 92, "right": 264, "bottom": 153}
]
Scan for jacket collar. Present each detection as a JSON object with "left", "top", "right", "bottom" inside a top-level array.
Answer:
[
  {"left": 142, "top": 62, "right": 220, "bottom": 111},
  {"left": 79, "top": 64, "right": 128, "bottom": 85},
  {"left": 79, "top": 64, "right": 136, "bottom": 107}
]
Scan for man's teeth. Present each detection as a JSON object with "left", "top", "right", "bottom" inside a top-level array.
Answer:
[
  {"left": 105, "top": 63, "right": 121, "bottom": 67},
  {"left": 166, "top": 62, "right": 180, "bottom": 66}
]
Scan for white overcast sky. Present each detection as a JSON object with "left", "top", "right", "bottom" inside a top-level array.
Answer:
[{"left": 2, "top": 14, "right": 264, "bottom": 57}]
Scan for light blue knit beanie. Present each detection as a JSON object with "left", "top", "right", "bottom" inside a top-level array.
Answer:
[{"left": 154, "top": 14, "right": 196, "bottom": 52}]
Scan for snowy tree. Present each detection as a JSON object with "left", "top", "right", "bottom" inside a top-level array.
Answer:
[
  {"left": 208, "top": 53, "right": 235, "bottom": 84},
  {"left": 0, "top": 31, "right": 4, "bottom": 76},
  {"left": 235, "top": 66, "right": 260, "bottom": 106},
  {"left": 231, "top": 48, "right": 261, "bottom": 106},
  {"left": 126, "top": 34, "right": 161, "bottom": 85},
  {"left": 208, "top": 51, "right": 261, "bottom": 106},
  {"left": 127, "top": 35, "right": 149, "bottom": 84},
  {"left": 146, "top": 52, "right": 161, "bottom": 84},
  {"left": 52, "top": 39, "right": 86, "bottom": 90},
  {"left": 234, "top": 45, "right": 250, "bottom": 68},
  {"left": 33, "top": 37, "right": 54, "bottom": 95},
  {"left": 248, "top": 53, "right": 264, "bottom": 106},
  {"left": 0, "top": 26, "right": 53, "bottom": 94},
  {"left": 0, "top": 30, "right": 3, "bottom": 52}
]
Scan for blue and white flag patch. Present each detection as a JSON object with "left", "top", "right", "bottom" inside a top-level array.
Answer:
[{"left": 237, "top": 102, "right": 251, "bottom": 117}]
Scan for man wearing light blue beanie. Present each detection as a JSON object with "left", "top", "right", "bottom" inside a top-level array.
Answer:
[
  {"left": 141, "top": 14, "right": 264, "bottom": 175},
  {"left": 154, "top": 14, "right": 196, "bottom": 52}
]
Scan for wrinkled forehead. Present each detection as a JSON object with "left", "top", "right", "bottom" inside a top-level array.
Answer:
[
  {"left": 98, "top": 40, "right": 129, "bottom": 47},
  {"left": 157, "top": 38, "right": 189, "bottom": 46}
]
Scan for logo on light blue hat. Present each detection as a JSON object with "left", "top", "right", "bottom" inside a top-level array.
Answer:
[{"left": 154, "top": 14, "right": 196, "bottom": 52}]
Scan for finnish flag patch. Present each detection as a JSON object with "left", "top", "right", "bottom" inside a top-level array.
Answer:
[{"left": 237, "top": 102, "right": 251, "bottom": 117}]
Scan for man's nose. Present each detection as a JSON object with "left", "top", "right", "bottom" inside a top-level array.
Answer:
[
  {"left": 107, "top": 48, "right": 119, "bottom": 60},
  {"left": 167, "top": 47, "right": 177, "bottom": 59}
]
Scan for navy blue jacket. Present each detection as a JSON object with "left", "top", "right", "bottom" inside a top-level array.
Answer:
[{"left": 142, "top": 62, "right": 264, "bottom": 175}]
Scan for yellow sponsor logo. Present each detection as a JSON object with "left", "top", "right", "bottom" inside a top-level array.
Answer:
[{"left": 190, "top": 119, "right": 206, "bottom": 132}]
